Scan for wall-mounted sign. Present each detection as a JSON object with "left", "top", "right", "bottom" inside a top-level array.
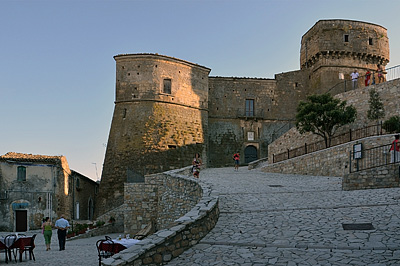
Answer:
[
  {"left": 247, "top": 131, "right": 254, "bottom": 141},
  {"left": 12, "top": 202, "right": 29, "bottom": 210},
  {"left": 353, "top": 143, "right": 362, "bottom": 159}
]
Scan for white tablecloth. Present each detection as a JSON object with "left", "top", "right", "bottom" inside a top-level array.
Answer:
[{"left": 113, "top": 238, "right": 140, "bottom": 248}]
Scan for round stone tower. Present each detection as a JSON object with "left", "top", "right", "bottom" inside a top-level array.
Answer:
[
  {"left": 96, "top": 54, "right": 211, "bottom": 215},
  {"left": 300, "top": 19, "right": 389, "bottom": 94}
]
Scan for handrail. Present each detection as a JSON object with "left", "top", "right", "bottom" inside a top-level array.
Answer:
[
  {"left": 272, "top": 123, "right": 392, "bottom": 163},
  {"left": 324, "top": 64, "right": 400, "bottom": 94},
  {"left": 349, "top": 143, "right": 400, "bottom": 172}
]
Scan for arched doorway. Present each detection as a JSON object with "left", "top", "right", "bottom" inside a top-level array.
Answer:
[{"left": 244, "top": 145, "right": 258, "bottom": 163}]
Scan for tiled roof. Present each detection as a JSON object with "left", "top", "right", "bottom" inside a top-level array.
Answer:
[{"left": 0, "top": 152, "right": 63, "bottom": 164}]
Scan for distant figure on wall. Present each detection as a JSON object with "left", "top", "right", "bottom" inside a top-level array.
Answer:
[
  {"left": 233, "top": 152, "right": 240, "bottom": 171},
  {"left": 192, "top": 153, "right": 202, "bottom": 178},
  {"left": 389, "top": 134, "right": 400, "bottom": 163},
  {"left": 377, "top": 64, "right": 385, "bottom": 83},
  {"left": 365, "top": 70, "right": 371, "bottom": 86},
  {"left": 350, "top": 70, "right": 359, "bottom": 89}
]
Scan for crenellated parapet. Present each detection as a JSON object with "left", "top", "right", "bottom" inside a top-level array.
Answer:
[{"left": 301, "top": 19, "right": 389, "bottom": 70}]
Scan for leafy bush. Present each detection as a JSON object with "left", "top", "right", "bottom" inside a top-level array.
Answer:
[{"left": 383, "top": 116, "right": 400, "bottom": 133}]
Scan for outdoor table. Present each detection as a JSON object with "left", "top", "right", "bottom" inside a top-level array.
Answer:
[
  {"left": 99, "top": 238, "right": 140, "bottom": 254},
  {"left": 0, "top": 235, "right": 34, "bottom": 262}
]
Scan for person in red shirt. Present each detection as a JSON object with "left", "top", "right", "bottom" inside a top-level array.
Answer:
[
  {"left": 389, "top": 134, "right": 400, "bottom": 163},
  {"left": 233, "top": 152, "right": 240, "bottom": 171},
  {"left": 365, "top": 70, "right": 371, "bottom": 86}
]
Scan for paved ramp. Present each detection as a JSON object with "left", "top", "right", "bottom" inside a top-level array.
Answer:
[{"left": 166, "top": 167, "right": 400, "bottom": 265}]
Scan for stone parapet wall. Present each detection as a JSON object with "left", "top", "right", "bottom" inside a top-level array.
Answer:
[
  {"left": 263, "top": 135, "right": 395, "bottom": 178},
  {"left": 268, "top": 78, "right": 400, "bottom": 163},
  {"left": 124, "top": 168, "right": 203, "bottom": 234},
  {"left": 343, "top": 164, "right": 399, "bottom": 191},
  {"left": 102, "top": 166, "right": 219, "bottom": 266}
]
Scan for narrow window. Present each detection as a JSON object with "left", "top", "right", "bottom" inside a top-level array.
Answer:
[
  {"left": 369, "top": 38, "right": 373, "bottom": 45},
  {"left": 344, "top": 35, "right": 349, "bottom": 42},
  {"left": 245, "top": 99, "right": 254, "bottom": 117},
  {"left": 163, "top": 79, "right": 171, "bottom": 94},
  {"left": 76, "top": 178, "right": 80, "bottom": 188},
  {"left": 17, "top": 166, "right": 26, "bottom": 181}
]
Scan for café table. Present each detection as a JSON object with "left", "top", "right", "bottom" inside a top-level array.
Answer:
[
  {"left": 0, "top": 235, "right": 35, "bottom": 262},
  {"left": 99, "top": 238, "right": 140, "bottom": 254}
]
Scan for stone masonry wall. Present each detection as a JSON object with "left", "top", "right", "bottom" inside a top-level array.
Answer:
[
  {"left": 343, "top": 163, "right": 399, "bottom": 191},
  {"left": 97, "top": 53, "right": 210, "bottom": 217},
  {"left": 102, "top": 167, "right": 219, "bottom": 266},
  {"left": 262, "top": 135, "right": 395, "bottom": 178},
  {"left": 123, "top": 170, "right": 202, "bottom": 235},
  {"left": 268, "top": 78, "right": 400, "bottom": 162}
]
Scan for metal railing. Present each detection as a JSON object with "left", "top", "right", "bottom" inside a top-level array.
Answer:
[
  {"left": 272, "top": 123, "right": 390, "bottom": 163},
  {"left": 349, "top": 143, "right": 400, "bottom": 172},
  {"left": 326, "top": 64, "right": 400, "bottom": 94}
]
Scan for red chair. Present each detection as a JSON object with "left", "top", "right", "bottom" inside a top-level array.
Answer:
[{"left": 21, "top": 234, "right": 36, "bottom": 261}]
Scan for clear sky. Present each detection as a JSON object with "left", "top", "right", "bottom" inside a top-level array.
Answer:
[{"left": 1, "top": 0, "right": 399, "bottom": 181}]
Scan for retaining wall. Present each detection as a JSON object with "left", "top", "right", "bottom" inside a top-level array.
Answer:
[{"left": 102, "top": 167, "right": 219, "bottom": 265}]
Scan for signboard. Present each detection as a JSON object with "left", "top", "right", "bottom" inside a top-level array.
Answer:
[
  {"left": 353, "top": 143, "right": 362, "bottom": 159},
  {"left": 247, "top": 131, "right": 254, "bottom": 141}
]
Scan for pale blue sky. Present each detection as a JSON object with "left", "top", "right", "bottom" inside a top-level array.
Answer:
[{"left": 1, "top": 0, "right": 399, "bottom": 181}]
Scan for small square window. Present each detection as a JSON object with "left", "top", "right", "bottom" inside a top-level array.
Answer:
[
  {"left": 344, "top": 35, "right": 349, "bottom": 42},
  {"left": 17, "top": 166, "right": 26, "bottom": 181},
  {"left": 163, "top": 79, "right": 171, "bottom": 94}
]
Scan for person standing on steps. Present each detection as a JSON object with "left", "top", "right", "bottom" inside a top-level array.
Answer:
[
  {"left": 233, "top": 152, "right": 240, "bottom": 171},
  {"left": 55, "top": 215, "right": 70, "bottom": 251}
]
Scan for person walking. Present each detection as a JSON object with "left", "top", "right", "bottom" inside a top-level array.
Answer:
[
  {"left": 350, "top": 69, "right": 359, "bottom": 89},
  {"left": 389, "top": 134, "right": 400, "bottom": 163},
  {"left": 55, "top": 215, "right": 70, "bottom": 251},
  {"left": 233, "top": 152, "right": 240, "bottom": 171},
  {"left": 42, "top": 217, "right": 53, "bottom": 251},
  {"left": 192, "top": 153, "right": 202, "bottom": 178}
]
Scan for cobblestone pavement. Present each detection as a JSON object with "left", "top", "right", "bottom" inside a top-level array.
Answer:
[
  {"left": 0, "top": 231, "right": 121, "bottom": 265},
  {"left": 2, "top": 167, "right": 400, "bottom": 265},
  {"left": 166, "top": 167, "right": 400, "bottom": 266}
]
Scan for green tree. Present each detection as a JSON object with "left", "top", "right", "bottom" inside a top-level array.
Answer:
[
  {"left": 296, "top": 93, "right": 357, "bottom": 148},
  {"left": 383, "top": 116, "right": 400, "bottom": 133},
  {"left": 367, "top": 88, "right": 385, "bottom": 123}
]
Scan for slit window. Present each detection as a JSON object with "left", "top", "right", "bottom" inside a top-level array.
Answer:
[
  {"left": 369, "top": 38, "right": 373, "bottom": 45},
  {"left": 245, "top": 99, "right": 254, "bottom": 117},
  {"left": 17, "top": 166, "right": 26, "bottom": 181},
  {"left": 163, "top": 79, "right": 171, "bottom": 94},
  {"left": 344, "top": 35, "right": 349, "bottom": 42}
]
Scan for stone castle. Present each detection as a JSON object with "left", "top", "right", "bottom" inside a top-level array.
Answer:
[{"left": 96, "top": 19, "right": 390, "bottom": 216}]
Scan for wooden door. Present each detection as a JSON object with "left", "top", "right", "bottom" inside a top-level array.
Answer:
[{"left": 15, "top": 210, "right": 27, "bottom": 232}]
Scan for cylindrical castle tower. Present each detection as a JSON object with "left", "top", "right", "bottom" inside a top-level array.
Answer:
[
  {"left": 96, "top": 54, "right": 211, "bottom": 215},
  {"left": 300, "top": 19, "right": 389, "bottom": 94}
]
